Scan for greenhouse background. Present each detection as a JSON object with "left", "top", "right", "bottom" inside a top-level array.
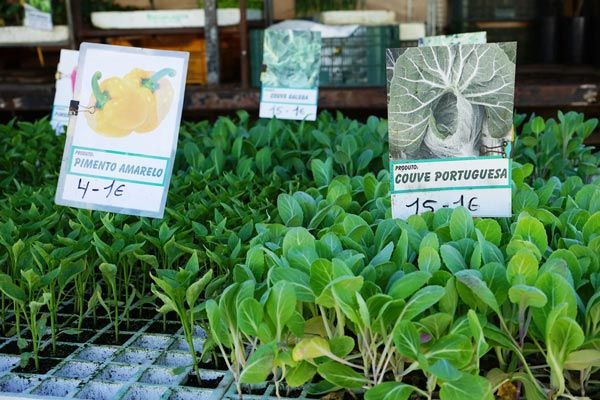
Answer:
[{"left": 0, "top": 0, "right": 600, "bottom": 400}]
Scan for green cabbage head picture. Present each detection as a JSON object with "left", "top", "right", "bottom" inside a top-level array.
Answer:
[
  {"left": 261, "top": 29, "right": 322, "bottom": 89},
  {"left": 387, "top": 43, "right": 516, "bottom": 160}
]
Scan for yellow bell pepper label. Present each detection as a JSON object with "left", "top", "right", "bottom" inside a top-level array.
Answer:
[{"left": 86, "top": 68, "right": 176, "bottom": 138}]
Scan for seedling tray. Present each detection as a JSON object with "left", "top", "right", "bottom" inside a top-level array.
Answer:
[{"left": 0, "top": 303, "right": 317, "bottom": 400}]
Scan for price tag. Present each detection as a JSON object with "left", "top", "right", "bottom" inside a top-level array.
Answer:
[
  {"left": 259, "top": 29, "right": 322, "bottom": 121},
  {"left": 23, "top": 1, "right": 53, "bottom": 31},
  {"left": 386, "top": 42, "right": 517, "bottom": 218},
  {"left": 55, "top": 43, "right": 189, "bottom": 218},
  {"left": 51, "top": 50, "right": 79, "bottom": 134},
  {"left": 390, "top": 157, "right": 512, "bottom": 219}
]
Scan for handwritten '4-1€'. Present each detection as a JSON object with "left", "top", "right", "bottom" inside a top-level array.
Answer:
[{"left": 77, "top": 178, "right": 125, "bottom": 200}]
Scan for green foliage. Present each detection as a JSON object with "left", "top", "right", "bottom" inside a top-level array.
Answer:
[{"left": 0, "top": 111, "right": 598, "bottom": 398}]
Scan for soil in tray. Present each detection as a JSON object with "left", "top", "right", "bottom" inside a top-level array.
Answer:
[
  {"left": 198, "top": 357, "right": 226, "bottom": 371},
  {"left": 39, "top": 343, "right": 79, "bottom": 358},
  {"left": 1, "top": 340, "right": 32, "bottom": 354},
  {"left": 59, "top": 303, "right": 77, "bottom": 314},
  {"left": 306, "top": 390, "right": 364, "bottom": 400},
  {"left": 277, "top": 385, "right": 303, "bottom": 398},
  {"left": 12, "top": 357, "right": 61, "bottom": 374},
  {"left": 183, "top": 372, "right": 223, "bottom": 389},
  {"left": 93, "top": 332, "right": 133, "bottom": 346},
  {"left": 1, "top": 324, "right": 15, "bottom": 337},
  {"left": 70, "top": 317, "right": 110, "bottom": 330},
  {"left": 145, "top": 321, "right": 180, "bottom": 334},
  {"left": 58, "top": 330, "right": 96, "bottom": 343},
  {"left": 119, "top": 319, "right": 149, "bottom": 332},
  {"left": 240, "top": 384, "right": 267, "bottom": 395},
  {"left": 137, "top": 307, "right": 159, "bottom": 320}
]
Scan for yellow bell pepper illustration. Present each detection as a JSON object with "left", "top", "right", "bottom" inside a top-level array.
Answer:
[
  {"left": 85, "top": 68, "right": 176, "bottom": 137},
  {"left": 124, "top": 68, "right": 175, "bottom": 133}
]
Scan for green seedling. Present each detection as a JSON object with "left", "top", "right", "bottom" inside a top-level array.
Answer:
[{"left": 151, "top": 252, "right": 212, "bottom": 384}]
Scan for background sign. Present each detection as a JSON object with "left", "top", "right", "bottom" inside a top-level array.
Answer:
[
  {"left": 259, "top": 29, "right": 322, "bottom": 121},
  {"left": 23, "top": 0, "right": 53, "bottom": 31},
  {"left": 51, "top": 49, "right": 78, "bottom": 134},
  {"left": 55, "top": 43, "right": 189, "bottom": 218},
  {"left": 386, "top": 42, "right": 516, "bottom": 218},
  {"left": 418, "top": 31, "right": 487, "bottom": 47}
]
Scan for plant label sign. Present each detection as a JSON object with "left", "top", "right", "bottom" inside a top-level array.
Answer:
[
  {"left": 418, "top": 31, "right": 487, "bottom": 47},
  {"left": 23, "top": 0, "right": 53, "bottom": 31},
  {"left": 259, "top": 29, "right": 322, "bottom": 121},
  {"left": 387, "top": 43, "right": 517, "bottom": 219},
  {"left": 55, "top": 43, "right": 189, "bottom": 218},
  {"left": 51, "top": 49, "right": 79, "bottom": 134}
]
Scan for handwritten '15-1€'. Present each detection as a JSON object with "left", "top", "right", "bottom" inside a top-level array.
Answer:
[
  {"left": 77, "top": 178, "right": 125, "bottom": 200},
  {"left": 405, "top": 195, "right": 479, "bottom": 214}
]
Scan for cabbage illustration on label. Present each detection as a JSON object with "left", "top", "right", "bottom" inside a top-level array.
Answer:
[
  {"left": 387, "top": 43, "right": 517, "bottom": 219},
  {"left": 86, "top": 68, "right": 175, "bottom": 137}
]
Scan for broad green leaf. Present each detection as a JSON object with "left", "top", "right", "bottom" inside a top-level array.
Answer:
[
  {"left": 269, "top": 267, "right": 314, "bottom": 302},
  {"left": 238, "top": 298, "right": 264, "bottom": 337},
  {"left": 427, "top": 359, "right": 462, "bottom": 382},
  {"left": 186, "top": 270, "right": 212, "bottom": 307},
  {"left": 205, "top": 299, "right": 230, "bottom": 348},
  {"left": 255, "top": 146, "right": 272, "bottom": 175},
  {"left": 450, "top": 207, "right": 474, "bottom": 241},
  {"left": 278, "top": 194, "right": 304, "bottom": 227},
  {"left": 419, "top": 313, "right": 453, "bottom": 339},
  {"left": 439, "top": 374, "right": 493, "bottom": 400},
  {"left": 266, "top": 281, "right": 296, "bottom": 338},
  {"left": 467, "top": 310, "right": 489, "bottom": 359},
  {"left": 514, "top": 215, "right": 547, "bottom": 254},
  {"left": 455, "top": 270, "right": 499, "bottom": 314},
  {"left": 58, "top": 260, "right": 85, "bottom": 290},
  {"left": 330, "top": 336, "right": 355, "bottom": 358},
  {"left": 506, "top": 250, "right": 539, "bottom": 285},
  {"left": 564, "top": 349, "right": 600, "bottom": 370},
  {"left": 0, "top": 276, "right": 26, "bottom": 303},
  {"left": 282, "top": 227, "right": 315, "bottom": 256},
  {"left": 582, "top": 211, "right": 600, "bottom": 243},
  {"left": 311, "top": 158, "right": 333, "bottom": 187},
  {"left": 393, "top": 320, "right": 420, "bottom": 360},
  {"left": 532, "top": 272, "right": 577, "bottom": 337},
  {"left": 440, "top": 244, "right": 466, "bottom": 273},
  {"left": 317, "top": 361, "right": 368, "bottom": 389},
  {"left": 402, "top": 285, "right": 445, "bottom": 321},
  {"left": 365, "top": 382, "right": 416, "bottom": 400},
  {"left": 286, "top": 361, "right": 317, "bottom": 387},
  {"left": 426, "top": 334, "right": 472, "bottom": 369},
  {"left": 420, "top": 232, "right": 440, "bottom": 252},
  {"left": 508, "top": 284, "right": 547, "bottom": 308},
  {"left": 239, "top": 343, "right": 276, "bottom": 384},
  {"left": 292, "top": 337, "right": 331, "bottom": 361},
  {"left": 388, "top": 271, "right": 431, "bottom": 300},
  {"left": 475, "top": 219, "right": 502, "bottom": 246},
  {"left": 418, "top": 246, "right": 441, "bottom": 273}
]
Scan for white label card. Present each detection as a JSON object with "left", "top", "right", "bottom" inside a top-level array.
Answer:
[
  {"left": 390, "top": 157, "right": 512, "bottom": 219},
  {"left": 24, "top": 3, "right": 53, "bottom": 31},
  {"left": 51, "top": 50, "right": 79, "bottom": 134},
  {"left": 386, "top": 43, "right": 516, "bottom": 218},
  {"left": 55, "top": 43, "right": 189, "bottom": 219},
  {"left": 259, "top": 87, "right": 318, "bottom": 120},
  {"left": 259, "top": 29, "right": 322, "bottom": 121}
]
